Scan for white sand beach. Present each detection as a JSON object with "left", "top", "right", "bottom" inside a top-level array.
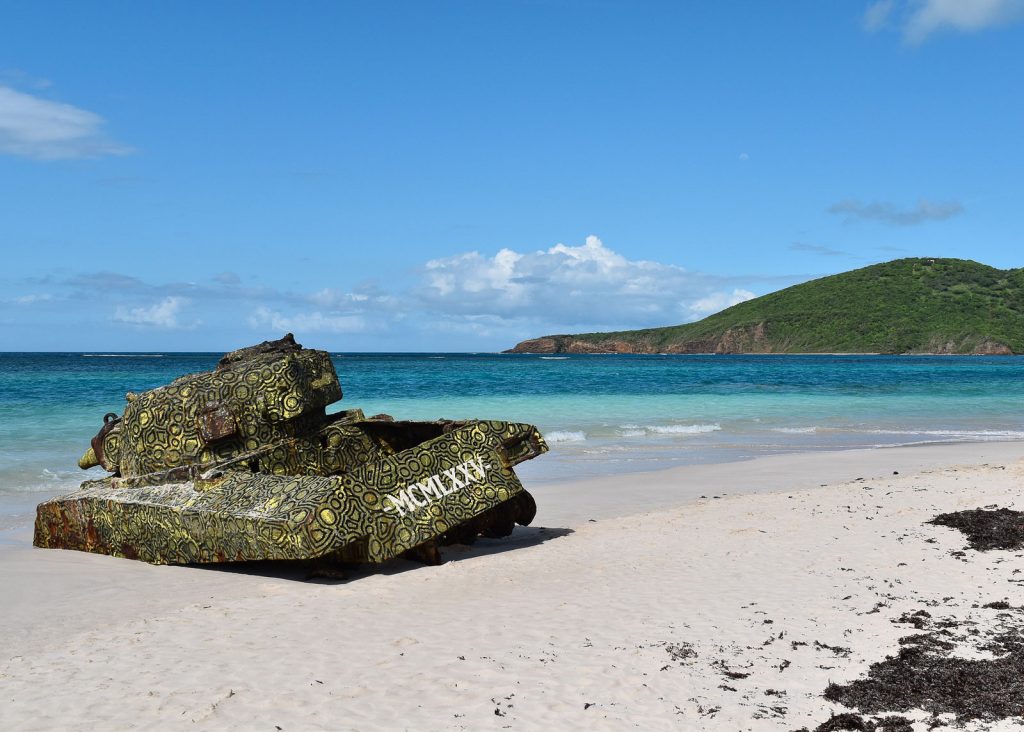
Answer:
[{"left": 3, "top": 441, "right": 1024, "bottom": 731}]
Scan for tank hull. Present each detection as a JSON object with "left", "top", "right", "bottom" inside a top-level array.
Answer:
[{"left": 35, "top": 420, "right": 545, "bottom": 565}]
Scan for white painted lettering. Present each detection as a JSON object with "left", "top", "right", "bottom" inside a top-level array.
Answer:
[
  {"left": 383, "top": 491, "right": 418, "bottom": 517},
  {"left": 380, "top": 456, "right": 492, "bottom": 517},
  {"left": 441, "top": 468, "right": 465, "bottom": 491},
  {"left": 455, "top": 463, "right": 477, "bottom": 485},
  {"left": 469, "top": 457, "right": 488, "bottom": 479}
]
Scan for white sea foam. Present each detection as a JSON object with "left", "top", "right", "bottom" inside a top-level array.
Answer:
[
  {"left": 545, "top": 430, "right": 587, "bottom": 443},
  {"left": 772, "top": 427, "right": 819, "bottom": 434},
  {"left": 539, "top": 356, "right": 570, "bottom": 360},
  {"left": 861, "top": 429, "right": 1024, "bottom": 439},
  {"left": 647, "top": 423, "right": 721, "bottom": 435},
  {"left": 0, "top": 467, "right": 83, "bottom": 496},
  {"left": 617, "top": 423, "right": 722, "bottom": 437}
]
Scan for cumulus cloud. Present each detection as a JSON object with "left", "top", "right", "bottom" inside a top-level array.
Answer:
[
  {"left": 248, "top": 306, "right": 368, "bottom": 334},
  {"left": 789, "top": 242, "right": 851, "bottom": 257},
  {"left": 828, "top": 198, "right": 963, "bottom": 226},
  {"left": 28, "top": 238, "right": 795, "bottom": 345},
  {"left": 907, "top": 0, "right": 1024, "bottom": 42},
  {"left": 233, "top": 237, "right": 775, "bottom": 339},
  {"left": 114, "top": 297, "right": 194, "bottom": 328},
  {"left": 688, "top": 289, "right": 756, "bottom": 316},
  {"left": 416, "top": 235, "right": 765, "bottom": 330},
  {"left": 863, "top": 0, "right": 896, "bottom": 30},
  {"left": 309, "top": 288, "right": 371, "bottom": 308},
  {"left": 863, "top": 0, "right": 1024, "bottom": 43},
  {"left": 0, "top": 85, "right": 132, "bottom": 160}
]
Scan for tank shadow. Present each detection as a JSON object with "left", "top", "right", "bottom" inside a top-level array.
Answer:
[{"left": 191, "top": 524, "right": 574, "bottom": 584}]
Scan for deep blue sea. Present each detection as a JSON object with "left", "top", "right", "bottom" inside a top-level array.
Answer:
[{"left": 2, "top": 353, "right": 1023, "bottom": 508}]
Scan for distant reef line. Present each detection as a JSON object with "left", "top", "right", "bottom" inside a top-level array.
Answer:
[{"left": 504, "top": 258, "right": 1023, "bottom": 356}]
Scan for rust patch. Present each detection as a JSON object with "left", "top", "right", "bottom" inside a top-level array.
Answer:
[
  {"left": 197, "top": 403, "right": 237, "bottom": 443},
  {"left": 89, "top": 413, "right": 121, "bottom": 470}
]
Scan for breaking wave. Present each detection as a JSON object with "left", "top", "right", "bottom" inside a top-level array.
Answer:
[
  {"left": 861, "top": 428, "right": 1024, "bottom": 439},
  {"left": 545, "top": 430, "right": 587, "bottom": 443},
  {"left": 0, "top": 467, "right": 83, "bottom": 496},
  {"left": 648, "top": 423, "right": 722, "bottom": 435},
  {"left": 618, "top": 423, "right": 722, "bottom": 437}
]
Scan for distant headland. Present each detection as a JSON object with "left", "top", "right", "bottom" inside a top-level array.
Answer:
[{"left": 505, "top": 258, "right": 1023, "bottom": 355}]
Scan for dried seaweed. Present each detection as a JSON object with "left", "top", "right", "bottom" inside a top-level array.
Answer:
[
  {"left": 892, "top": 610, "right": 931, "bottom": 629},
  {"left": 823, "top": 629, "right": 1024, "bottom": 722},
  {"left": 808, "top": 713, "right": 913, "bottom": 731},
  {"left": 983, "top": 600, "right": 1013, "bottom": 610},
  {"left": 928, "top": 508, "right": 1024, "bottom": 551}
]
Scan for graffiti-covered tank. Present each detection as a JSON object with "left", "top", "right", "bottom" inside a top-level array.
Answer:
[{"left": 34, "top": 335, "right": 547, "bottom": 566}]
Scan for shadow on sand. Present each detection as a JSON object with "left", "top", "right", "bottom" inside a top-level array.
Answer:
[{"left": 190, "top": 524, "right": 574, "bottom": 585}]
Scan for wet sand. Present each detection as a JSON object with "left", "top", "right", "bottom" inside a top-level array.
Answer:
[{"left": 2, "top": 441, "right": 1023, "bottom": 731}]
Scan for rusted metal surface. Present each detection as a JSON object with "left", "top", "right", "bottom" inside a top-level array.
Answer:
[
  {"left": 35, "top": 334, "right": 549, "bottom": 567},
  {"left": 86, "top": 412, "right": 120, "bottom": 470},
  {"left": 197, "top": 402, "right": 237, "bottom": 443}
]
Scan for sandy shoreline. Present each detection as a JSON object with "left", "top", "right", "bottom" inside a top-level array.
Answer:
[{"left": 3, "top": 441, "right": 1024, "bottom": 730}]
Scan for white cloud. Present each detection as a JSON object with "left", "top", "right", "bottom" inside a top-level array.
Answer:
[
  {"left": 828, "top": 198, "right": 963, "bottom": 225},
  {"left": 0, "top": 85, "right": 133, "bottom": 160},
  {"left": 248, "top": 306, "right": 368, "bottom": 333},
  {"left": 863, "top": 0, "right": 1024, "bottom": 43},
  {"left": 789, "top": 242, "right": 852, "bottom": 257},
  {"left": 114, "top": 297, "right": 192, "bottom": 328},
  {"left": 40, "top": 237, "right": 790, "bottom": 345},
  {"left": 907, "top": 0, "right": 1024, "bottom": 42},
  {"left": 738, "top": 152, "right": 750, "bottom": 161},
  {"left": 417, "top": 235, "right": 763, "bottom": 329},
  {"left": 688, "top": 289, "right": 756, "bottom": 316},
  {"left": 863, "top": 0, "right": 895, "bottom": 30},
  {"left": 0, "top": 69, "right": 52, "bottom": 90},
  {"left": 13, "top": 293, "right": 54, "bottom": 304},
  {"left": 309, "top": 288, "right": 371, "bottom": 307}
]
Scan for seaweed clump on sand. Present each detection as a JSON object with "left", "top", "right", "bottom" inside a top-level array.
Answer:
[
  {"left": 821, "top": 630, "right": 1024, "bottom": 724},
  {"left": 927, "top": 508, "right": 1024, "bottom": 551},
  {"left": 807, "top": 713, "right": 913, "bottom": 731}
]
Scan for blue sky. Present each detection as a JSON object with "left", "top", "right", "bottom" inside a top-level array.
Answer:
[{"left": 1, "top": 0, "right": 1022, "bottom": 351}]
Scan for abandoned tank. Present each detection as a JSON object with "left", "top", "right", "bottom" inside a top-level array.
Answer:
[{"left": 34, "top": 335, "right": 547, "bottom": 566}]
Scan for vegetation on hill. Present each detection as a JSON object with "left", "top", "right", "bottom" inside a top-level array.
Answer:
[{"left": 506, "top": 258, "right": 1024, "bottom": 355}]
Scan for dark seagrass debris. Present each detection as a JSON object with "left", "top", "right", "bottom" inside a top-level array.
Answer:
[
  {"left": 892, "top": 610, "right": 931, "bottom": 629},
  {"left": 983, "top": 600, "right": 1014, "bottom": 610},
  {"left": 822, "top": 627, "right": 1024, "bottom": 723},
  {"left": 927, "top": 508, "right": 1024, "bottom": 551},
  {"left": 802, "top": 712, "right": 914, "bottom": 732}
]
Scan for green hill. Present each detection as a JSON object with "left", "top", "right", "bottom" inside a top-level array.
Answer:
[{"left": 505, "top": 258, "right": 1024, "bottom": 355}]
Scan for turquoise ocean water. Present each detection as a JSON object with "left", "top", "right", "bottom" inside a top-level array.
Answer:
[{"left": 2, "top": 353, "right": 1023, "bottom": 514}]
